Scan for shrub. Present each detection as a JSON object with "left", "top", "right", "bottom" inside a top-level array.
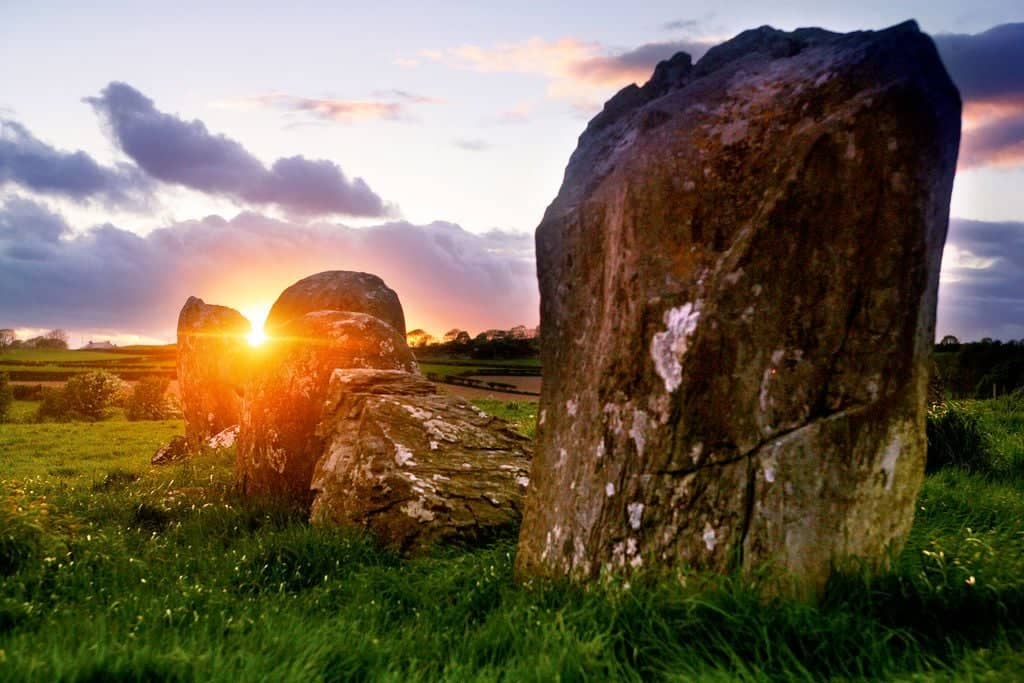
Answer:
[
  {"left": 126, "top": 375, "right": 171, "bottom": 421},
  {"left": 35, "top": 387, "right": 72, "bottom": 422},
  {"left": 926, "top": 401, "right": 993, "bottom": 474},
  {"left": 64, "top": 370, "right": 122, "bottom": 420},
  {"left": 11, "top": 383, "right": 43, "bottom": 401},
  {"left": 0, "top": 372, "right": 12, "bottom": 423}
]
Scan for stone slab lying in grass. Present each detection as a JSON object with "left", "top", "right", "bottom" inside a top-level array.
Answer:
[{"left": 310, "top": 369, "right": 532, "bottom": 552}]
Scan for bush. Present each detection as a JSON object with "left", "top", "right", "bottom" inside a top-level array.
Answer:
[
  {"left": 64, "top": 370, "right": 122, "bottom": 420},
  {"left": 126, "top": 376, "right": 171, "bottom": 421},
  {"left": 35, "top": 387, "right": 72, "bottom": 422},
  {"left": 0, "top": 372, "right": 12, "bottom": 423},
  {"left": 926, "top": 401, "right": 993, "bottom": 474},
  {"left": 11, "top": 383, "right": 43, "bottom": 401}
]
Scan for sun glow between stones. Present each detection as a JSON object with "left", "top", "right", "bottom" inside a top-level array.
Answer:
[
  {"left": 247, "top": 327, "right": 268, "bottom": 347},
  {"left": 241, "top": 303, "right": 272, "bottom": 347}
]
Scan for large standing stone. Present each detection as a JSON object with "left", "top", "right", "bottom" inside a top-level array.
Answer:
[
  {"left": 310, "top": 369, "right": 532, "bottom": 552},
  {"left": 264, "top": 271, "right": 407, "bottom": 336},
  {"left": 177, "top": 297, "right": 251, "bottom": 452},
  {"left": 237, "top": 311, "right": 418, "bottom": 505},
  {"left": 516, "top": 22, "right": 960, "bottom": 594}
]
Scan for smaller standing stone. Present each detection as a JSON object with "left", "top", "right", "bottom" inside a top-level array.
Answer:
[
  {"left": 177, "top": 297, "right": 251, "bottom": 453},
  {"left": 151, "top": 436, "right": 189, "bottom": 465},
  {"left": 237, "top": 311, "right": 418, "bottom": 505},
  {"left": 310, "top": 369, "right": 532, "bottom": 552},
  {"left": 264, "top": 271, "right": 407, "bottom": 336}
]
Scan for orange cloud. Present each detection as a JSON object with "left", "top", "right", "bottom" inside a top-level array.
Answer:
[
  {"left": 424, "top": 37, "right": 713, "bottom": 113},
  {"left": 958, "top": 98, "right": 1024, "bottom": 170},
  {"left": 225, "top": 90, "right": 443, "bottom": 124}
]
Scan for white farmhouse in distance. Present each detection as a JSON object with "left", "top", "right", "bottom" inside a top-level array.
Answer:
[{"left": 83, "top": 340, "right": 117, "bottom": 350}]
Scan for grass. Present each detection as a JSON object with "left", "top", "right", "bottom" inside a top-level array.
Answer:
[{"left": 1, "top": 399, "right": 1024, "bottom": 680}]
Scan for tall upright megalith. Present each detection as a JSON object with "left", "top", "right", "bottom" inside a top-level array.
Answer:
[{"left": 516, "top": 22, "right": 961, "bottom": 593}]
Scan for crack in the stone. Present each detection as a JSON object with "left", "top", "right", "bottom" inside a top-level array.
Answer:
[{"left": 654, "top": 400, "right": 873, "bottom": 477}]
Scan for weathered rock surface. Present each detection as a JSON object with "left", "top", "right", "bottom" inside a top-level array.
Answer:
[
  {"left": 237, "top": 311, "right": 418, "bottom": 505},
  {"left": 310, "top": 369, "right": 532, "bottom": 552},
  {"left": 516, "top": 22, "right": 961, "bottom": 594},
  {"left": 264, "top": 271, "right": 407, "bottom": 336},
  {"left": 177, "top": 297, "right": 251, "bottom": 452},
  {"left": 152, "top": 436, "right": 189, "bottom": 465},
  {"left": 206, "top": 425, "right": 239, "bottom": 451}
]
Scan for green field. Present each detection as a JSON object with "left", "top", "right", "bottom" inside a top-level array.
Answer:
[
  {"left": 2, "top": 399, "right": 1024, "bottom": 680},
  {"left": 0, "top": 347, "right": 176, "bottom": 382},
  {"left": 0, "top": 349, "right": 133, "bottom": 363}
]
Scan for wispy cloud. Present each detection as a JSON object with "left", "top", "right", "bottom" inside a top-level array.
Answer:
[
  {"left": 662, "top": 19, "right": 700, "bottom": 32},
  {"left": 87, "top": 82, "right": 392, "bottom": 217},
  {"left": 496, "top": 100, "right": 536, "bottom": 124},
  {"left": 452, "top": 138, "right": 490, "bottom": 151},
  {"left": 415, "top": 36, "right": 715, "bottom": 112},
  {"left": 225, "top": 88, "right": 443, "bottom": 125}
]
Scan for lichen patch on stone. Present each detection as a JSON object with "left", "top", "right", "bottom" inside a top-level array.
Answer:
[
  {"left": 627, "top": 502, "right": 644, "bottom": 530},
  {"left": 650, "top": 302, "right": 701, "bottom": 393}
]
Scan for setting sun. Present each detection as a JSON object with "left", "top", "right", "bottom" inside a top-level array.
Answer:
[
  {"left": 246, "top": 327, "right": 267, "bottom": 347},
  {"left": 240, "top": 303, "right": 272, "bottom": 347}
]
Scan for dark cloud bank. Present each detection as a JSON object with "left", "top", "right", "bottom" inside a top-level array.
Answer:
[
  {"left": 0, "top": 198, "right": 536, "bottom": 338},
  {"left": 0, "top": 119, "right": 151, "bottom": 209},
  {"left": 1, "top": 83, "right": 392, "bottom": 219},
  {"left": 86, "top": 83, "right": 390, "bottom": 217},
  {"left": 2, "top": 196, "right": 1021, "bottom": 341},
  {"left": 934, "top": 23, "right": 1024, "bottom": 169}
]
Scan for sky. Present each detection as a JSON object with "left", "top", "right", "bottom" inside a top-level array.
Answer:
[{"left": 1, "top": 1, "right": 1023, "bottom": 345}]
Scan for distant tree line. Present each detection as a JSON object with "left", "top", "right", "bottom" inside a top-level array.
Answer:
[
  {"left": 0, "top": 328, "right": 69, "bottom": 350},
  {"left": 934, "top": 337, "right": 1024, "bottom": 398},
  {"left": 409, "top": 326, "right": 540, "bottom": 360}
]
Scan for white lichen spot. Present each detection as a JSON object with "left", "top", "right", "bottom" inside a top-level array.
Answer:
[
  {"left": 650, "top": 302, "right": 702, "bottom": 393},
  {"left": 402, "top": 499, "right": 435, "bottom": 522},
  {"left": 764, "top": 465, "right": 776, "bottom": 483},
  {"left": 605, "top": 482, "right": 616, "bottom": 497},
  {"left": 566, "top": 399, "right": 578, "bottom": 417},
  {"left": 629, "top": 409, "right": 648, "bottom": 457},
  {"left": 539, "top": 409, "right": 546, "bottom": 426},
  {"left": 702, "top": 525, "right": 718, "bottom": 552},
  {"left": 881, "top": 432, "right": 902, "bottom": 491},
  {"left": 394, "top": 443, "right": 415, "bottom": 467},
  {"left": 627, "top": 502, "right": 645, "bottom": 530},
  {"left": 626, "top": 537, "right": 638, "bottom": 556},
  {"left": 866, "top": 374, "right": 881, "bottom": 401},
  {"left": 557, "top": 448, "right": 567, "bottom": 468},
  {"left": 596, "top": 441, "right": 606, "bottom": 460},
  {"left": 690, "top": 442, "right": 704, "bottom": 464},
  {"left": 723, "top": 269, "right": 743, "bottom": 286},
  {"left": 630, "top": 554, "right": 643, "bottom": 568},
  {"left": 515, "top": 475, "right": 530, "bottom": 489},
  {"left": 429, "top": 440, "right": 440, "bottom": 451}
]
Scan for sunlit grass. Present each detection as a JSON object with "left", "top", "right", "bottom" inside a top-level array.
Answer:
[{"left": 2, "top": 399, "right": 1024, "bottom": 680}]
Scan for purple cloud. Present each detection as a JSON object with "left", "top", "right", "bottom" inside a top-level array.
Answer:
[
  {"left": 0, "top": 197, "right": 537, "bottom": 339},
  {"left": 934, "top": 23, "right": 1024, "bottom": 169},
  {"left": 85, "top": 82, "right": 392, "bottom": 217},
  {"left": 0, "top": 119, "right": 151, "bottom": 208}
]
